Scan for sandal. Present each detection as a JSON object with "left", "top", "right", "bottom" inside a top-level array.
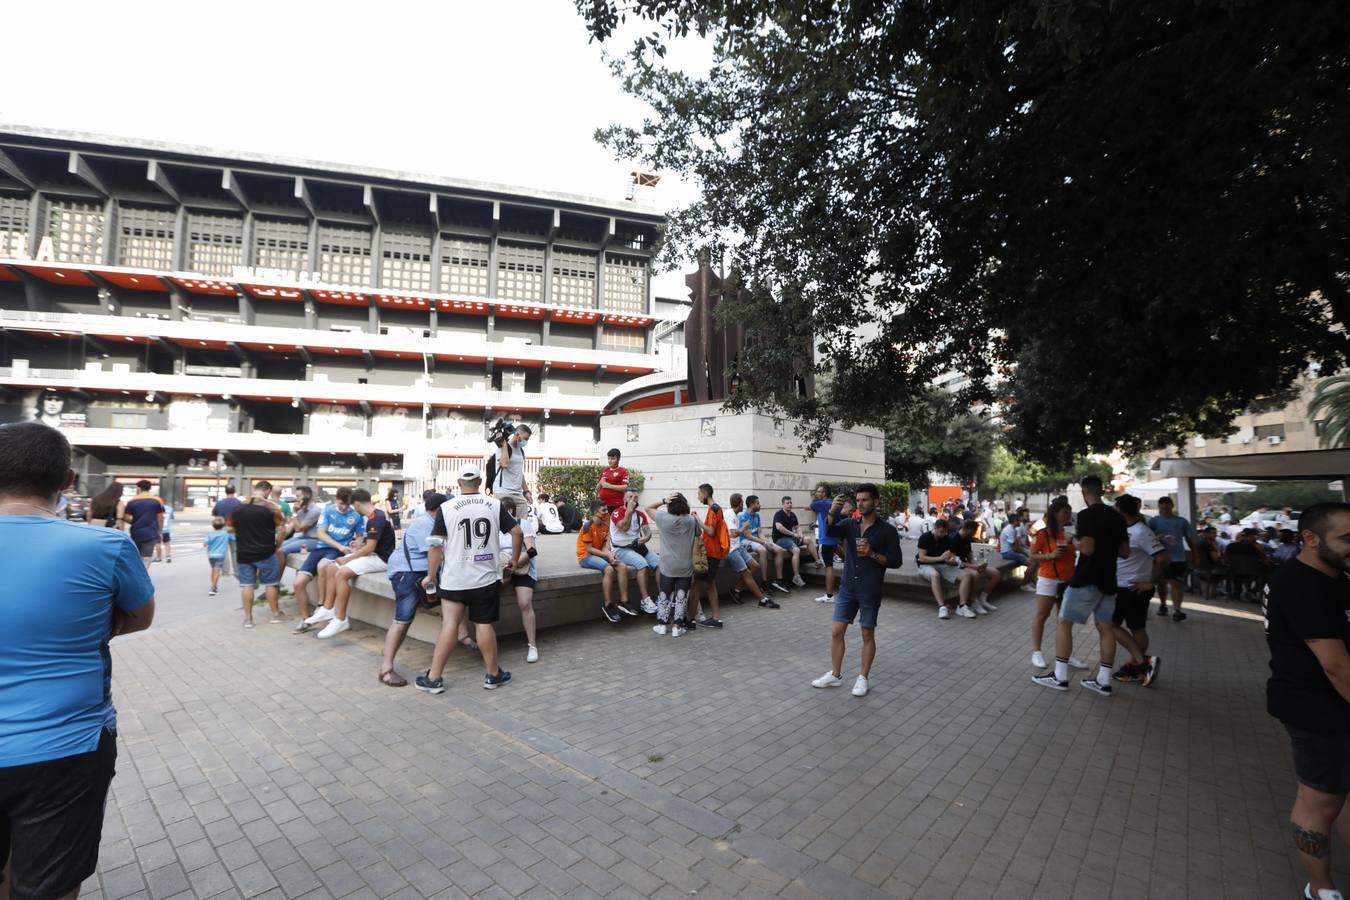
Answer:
[
  {"left": 379, "top": 669, "right": 408, "bottom": 688},
  {"left": 458, "top": 636, "right": 479, "bottom": 650}
]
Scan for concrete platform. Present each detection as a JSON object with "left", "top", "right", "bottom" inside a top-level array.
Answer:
[{"left": 286, "top": 533, "right": 1023, "bottom": 641}]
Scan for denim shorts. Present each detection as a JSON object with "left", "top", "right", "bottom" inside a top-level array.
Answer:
[
  {"left": 833, "top": 590, "right": 881, "bottom": 629},
  {"left": 1059, "top": 583, "right": 1115, "bottom": 624},
  {"left": 579, "top": 554, "right": 612, "bottom": 573},
  {"left": 389, "top": 570, "right": 426, "bottom": 625},
  {"left": 209, "top": 557, "right": 225, "bottom": 572},
  {"left": 280, "top": 535, "right": 313, "bottom": 555},
  {"left": 614, "top": 546, "right": 660, "bottom": 570},
  {"left": 775, "top": 537, "right": 799, "bottom": 552},
  {"left": 725, "top": 545, "right": 751, "bottom": 573},
  {"left": 299, "top": 545, "right": 342, "bottom": 575},
  {"left": 1001, "top": 549, "right": 1030, "bottom": 566},
  {"left": 238, "top": 556, "right": 281, "bottom": 588}
]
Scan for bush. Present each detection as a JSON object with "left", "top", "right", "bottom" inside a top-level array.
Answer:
[
  {"left": 537, "top": 465, "right": 645, "bottom": 509},
  {"left": 819, "top": 480, "right": 911, "bottom": 517}
]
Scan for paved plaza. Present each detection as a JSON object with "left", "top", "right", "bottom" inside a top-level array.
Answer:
[{"left": 81, "top": 531, "right": 1348, "bottom": 899}]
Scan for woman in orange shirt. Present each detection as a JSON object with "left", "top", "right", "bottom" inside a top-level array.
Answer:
[{"left": 1028, "top": 497, "right": 1084, "bottom": 670}]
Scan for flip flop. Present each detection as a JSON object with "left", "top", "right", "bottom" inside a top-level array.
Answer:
[
  {"left": 379, "top": 670, "right": 408, "bottom": 687},
  {"left": 458, "top": 636, "right": 479, "bottom": 650}
]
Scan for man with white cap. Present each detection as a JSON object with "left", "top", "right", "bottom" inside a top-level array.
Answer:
[{"left": 416, "top": 464, "right": 524, "bottom": 693}]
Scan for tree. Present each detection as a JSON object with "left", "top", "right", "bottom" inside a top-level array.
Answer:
[
  {"left": 577, "top": 1, "right": 1350, "bottom": 466},
  {"left": 880, "top": 390, "right": 998, "bottom": 489},
  {"left": 983, "top": 445, "right": 1111, "bottom": 506},
  {"left": 1309, "top": 374, "right": 1350, "bottom": 448}
]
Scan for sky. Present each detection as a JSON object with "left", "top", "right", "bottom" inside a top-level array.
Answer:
[{"left": 2, "top": 0, "right": 705, "bottom": 298}]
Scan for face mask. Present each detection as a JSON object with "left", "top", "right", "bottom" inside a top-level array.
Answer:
[{"left": 518, "top": 439, "right": 529, "bottom": 448}]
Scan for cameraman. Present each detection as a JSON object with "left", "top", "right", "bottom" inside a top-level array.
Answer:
[{"left": 492, "top": 423, "right": 531, "bottom": 511}]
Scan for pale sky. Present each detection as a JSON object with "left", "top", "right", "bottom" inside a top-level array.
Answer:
[{"left": 2, "top": 0, "right": 703, "bottom": 298}]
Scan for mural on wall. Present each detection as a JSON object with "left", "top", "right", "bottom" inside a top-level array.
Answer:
[
  {"left": 166, "top": 397, "right": 230, "bottom": 432},
  {"left": 309, "top": 404, "right": 366, "bottom": 436},
  {"left": 371, "top": 405, "right": 424, "bottom": 437},
  {"left": 20, "top": 390, "right": 87, "bottom": 428}
]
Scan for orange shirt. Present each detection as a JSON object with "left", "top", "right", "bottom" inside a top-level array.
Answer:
[
  {"left": 1031, "top": 527, "right": 1075, "bottom": 582},
  {"left": 575, "top": 520, "right": 610, "bottom": 561},
  {"left": 703, "top": 503, "right": 730, "bottom": 559}
]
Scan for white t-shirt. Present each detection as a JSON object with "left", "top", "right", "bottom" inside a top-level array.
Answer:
[
  {"left": 431, "top": 492, "right": 517, "bottom": 591},
  {"left": 494, "top": 443, "right": 525, "bottom": 493},
  {"left": 499, "top": 516, "right": 538, "bottom": 580},
  {"left": 609, "top": 507, "right": 648, "bottom": 548},
  {"left": 536, "top": 501, "right": 564, "bottom": 533},
  {"left": 1117, "top": 520, "right": 1166, "bottom": 588}
]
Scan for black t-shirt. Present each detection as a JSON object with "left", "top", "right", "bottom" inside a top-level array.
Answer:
[
  {"left": 364, "top": 509, "right": 397, "bottom": 562},
  {"left": 917, "top": 531, "right": 946, "bottom": 562},
  {"left": 1069, "top": 502, "right": 1128, "bottom": 592},
  {"left": 945, "top": 533, "right": 973, "bottom": 562},
  {"left": 1226, "top": 541, "right": 1260, "bottom": 559},
  {"left": 772, "top": 510, "right": 799, "bottom": 540},
  {"left": 229, "top": 500, "right": 284, "bottom": 564},
  {"left": 1265, "top": 559, "right": 1350, "bottom": 734}
]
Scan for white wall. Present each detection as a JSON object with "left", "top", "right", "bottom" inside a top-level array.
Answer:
[{"left": 600, "top": 401, "right": 884, "bottom": 509}]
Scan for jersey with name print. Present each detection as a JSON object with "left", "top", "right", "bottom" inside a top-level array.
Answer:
[{"left": 432, "top": 492, "right": 518, "bottom": 591}]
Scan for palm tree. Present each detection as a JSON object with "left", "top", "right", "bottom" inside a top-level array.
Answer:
[{"left": 1308, "top": 375, "right": 1350, "bottom": 448}]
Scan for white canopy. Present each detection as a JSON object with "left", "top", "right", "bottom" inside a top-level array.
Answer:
[{"left": 1128, "top": 477, "right": 1257, "bottom": 499}]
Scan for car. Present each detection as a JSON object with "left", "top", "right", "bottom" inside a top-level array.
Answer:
[{"left": 63, "top": 493, "right": 89, "bottom": 521}]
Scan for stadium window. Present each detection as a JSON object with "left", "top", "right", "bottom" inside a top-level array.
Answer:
[
  {"left": 318, "top": 225, "right": 373, "bottom": 287},
  {"left": 497, "top": 241, "right": 544, "bottom": 302},
  {"left": 48, "top": 201, "right": 105, "bottom": 264},
  {"left": 551, "top": 248, "right": 598, "bottom": 308},
  {"left": 187, "top": 213, "right": 245, "bottom": 276},
  {"left": 253, "top": 218, "right": 310, "bottom": 274},
  {"left": 440, "top": 236, "right": 489, "bottom": 296},
  {"left": 602, "top": 254, "right": 648, "bottom": 313},
  {"left": 380, "top": 227, "right": 433, "bottom": 292},
  {"left": 599, "top": 325, "right": 644, "bottom": 352},
  {"left": 0, "top": 195, "right": 30, "bottom": 251},
  {"left": 117, "top": 206, "right": 176, "bottom": 269}
]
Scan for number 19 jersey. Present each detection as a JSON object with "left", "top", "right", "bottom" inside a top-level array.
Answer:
[{"left": 432, "top": 492, "right": 518, "bottom": 591}]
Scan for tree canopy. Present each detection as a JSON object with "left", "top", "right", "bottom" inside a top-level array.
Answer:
[
  {"left": 879, "top": 389, "right": 998, "bottom": 489},
  {"left": 983, "top": 445, "right": 1112, "bottom": 503},
  {"left": 577, "top": 1, "right": 1350, "bottom": 466}
]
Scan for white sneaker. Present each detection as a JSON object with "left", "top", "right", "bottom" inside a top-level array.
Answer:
[
  {"left": 1305, "top": 883, "right": 1347, "bottom": 900},
  {"left": 1032, "top": 650, "right": 1047, "bottom": 668},
  {"left": 303, "top": 606, "right": 335, "bottom": 626},
  {"left": 981, "top": 595, "right": 998, "bottom": 611},
  {"left": 1068, "top": 656, "right": 1088, "bottom": 669},
  {"left": 671, "top": 625, "right": 686, "bottom": 637},
  {"left": 526, "top": 645, "right": 539, "bottom": 663},
  {"left": 639, "top": 597, "right": 658, "bottom": 615},
  {"left": 814, "top": 594, "right": 833, "bottom": 604},
  {"left": 652, "top": 624, "right": 668, "bottom": 635},
  {"left": 851, "top": 676, "right": 869, "bottom": 697},
  {"left": 316, "top": 618, "right": 349, "bottom": 639},
  {"left": 791, "top": 575, "right": 806, "bottom": 587},
  {"left": 938, "top": 606, "right": 950, "bottom": 619},
  {"left": 956, "top": 605, "right": 976, "bottom": 619},
  {"left": 971, "top": 599, "right": 989, "bottom": 616},
  {"left": 811, "top": 671, "right": 843, "bottom": 689}
]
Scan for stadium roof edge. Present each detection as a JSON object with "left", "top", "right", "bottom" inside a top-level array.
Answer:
[{"left": 0, "top": 123, "right": 666, "bottom": 221}]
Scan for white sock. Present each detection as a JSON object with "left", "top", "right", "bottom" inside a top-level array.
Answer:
[
  {"left": 1054, "top": 657, "right": 1068, "bottom": 682},
  {"left": 1097, "top": 663, "right": 1112, "bottom": 687}
]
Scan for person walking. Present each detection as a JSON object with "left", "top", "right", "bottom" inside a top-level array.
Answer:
[
  {"left": 211, "top": 484, "right": 242, "bottom": 576},
  {"left": 228, "top": 481, "right": 287, "bottom": 628},
  {"left": 416, "top": 464, "right": 523, "bottom": 693},
  {"left": 122, "top": 480, "right": 164, "bottom": 570},
  {"left": 379, "top": 492, "right": 447, "bottom": 686},
  {"left": 1149, "top": 496, "right": 1199, "bottom": 621},
  {"left": 203, "top": 517, "right": 234, "bottom": 595},
  {"left": 811, "top": 484, "right": 902, "bottom": 697},
  {"left": 0, "top": 422, "right": 154, "bottom": 900},
  {"left": 1034, "top": 475, "right": 1128, "bottom": 695},
  {"left": 1109, "top": 494, "right": 1164, "bottom": 686},
  {"left": 810, "top": 484, "right": 841, "bottom": 605},
  {"left": 1028, "top": 497, "right": 1086, "bottom": 669},
  {"left": 1264, "top": 502, "right": 1350, "bottom": 900},
  {"left": 647, "top": 493, "right": 701, "bottom": 636}
]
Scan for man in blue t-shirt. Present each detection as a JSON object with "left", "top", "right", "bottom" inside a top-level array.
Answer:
[
  {"left": 1148, "top": 496, "right": 1199, "bottom": 621},
  {"left": 737, "top": 494, "right": 789, "bottom": 595},
  {"left": 810, "top": 483, "right": 840, "bottom": 605},
  {"left": 294, "top": 487, "right": 361, "bottom": 631},
  {"left": 379, "top": 492, "right": 449, "bottom": 686},
  {"left": 314, "top": 489, "right": 397, "bottom": 640},
  {"left": 122, "top": 479, "right": 164, "bottom": 568},
  {"left": 0, "top": 422, "right": 155, "bottom": 899}
]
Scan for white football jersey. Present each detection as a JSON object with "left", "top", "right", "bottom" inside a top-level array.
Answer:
[{"left": 432, "top": 492, "right": 517, "bottom": 590}]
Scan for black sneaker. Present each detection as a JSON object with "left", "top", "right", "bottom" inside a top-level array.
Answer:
[
  {"left": 617, "top": 601, "right": 639, "bottom": 617},
  {"left": 769, "top": 581, "right": 790, "bottom": 595},
  {"left": 1079, "top": 678, "right": 1112, "bottom": 696},
  {"left": 415, "top": 672, "right": 445, "bottom": 694},
  {"left": 1157, "top": 604, "right": 1169, "bottom": 617},
  {"left": 1142, "top": 655, "right": 1161, "bottom": 687},
  {"left": 484, "top": 669, "right": 512, "bottom": 690},
  {"left": 1031, "top": 673, "right": 1068, "bottom": 691},
  {"left": 729, "top": 588, "right": 744, "bottom": 605},
  {"left": 601, "top": 603, "right": 622, "bottom": 623},
  {"left": 684, "top": 619, "right": 697, "bottom": 631},
  {"left": 1172, "top": 610, "right": 1187, "bottom": 622},
  {"left": 699, "top": 616, "right": 724, "bottom": 628},
  {"left": 758, "top": 598, "right": 781, "bottom": 610}
]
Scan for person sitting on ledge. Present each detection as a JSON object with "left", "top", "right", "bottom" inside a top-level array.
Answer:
[{"left": 577, "top": 499, "right": 624, "bottom": 623}]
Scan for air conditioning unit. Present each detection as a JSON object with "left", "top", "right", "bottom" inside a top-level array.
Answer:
[{"left": 1266, "top": 435, "right": 1283, "bottom": 445}]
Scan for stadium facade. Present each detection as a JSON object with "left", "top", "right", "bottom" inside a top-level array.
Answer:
[{"left": 0, "top": 126, "right": 674, "bottom": 506}]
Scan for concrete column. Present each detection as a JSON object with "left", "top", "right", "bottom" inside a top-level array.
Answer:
[
  {"left": 487, "top": 234, "right": 499, "bottom": 298},
  {"left": 168, "top": 285, "right": 186, "bottom": 321},
  {"left": 238, "top": 292, "right": 255, "bottom": 325},
  {"left": 593, "top": 322, "right": 602, "bottom": 350},
  {"left": 171, "top": 206, "right": 189, "bottom": 271},
  {"left": 367, "top": 300, "right": 378, "bottom": 335},
  {"left": 428, "top": 307, "right": 438, "bottom": 337},
  {"left": 101, "top": 198, "right": 118, "bottom": 266},
  {"left": 486, "top": 309, "right": 495, "bottom": 341},
  {"left": 542, "top": 242, "right": 554, "bottom": 305},
  {"left": 1175, "top": 475, "right": 1198, "bottom": 526},
  {"left": 594, "top": 249, "right": 605, "bottom": 310},
  {"left": 304, "top": 295, "right": 317, "bottom": 330}
]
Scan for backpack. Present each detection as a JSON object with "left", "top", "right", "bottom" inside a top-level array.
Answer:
[
  {"left": 483, "top": 452, "right": 498, "bottom": 492},
  {"left": 692, "top": 529, "right": 709, "bottom": 575}
]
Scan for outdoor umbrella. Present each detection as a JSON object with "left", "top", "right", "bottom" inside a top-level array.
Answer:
[{"left": 1128, "top": 477, "right": 1257, "bottom": 499}]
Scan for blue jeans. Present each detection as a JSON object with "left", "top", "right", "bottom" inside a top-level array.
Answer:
[
  {"left": 614, "top": 546, "right": 660, "bottom": 570},
  {"left": 298, "top": 545, "right": 342, "bottom": 575},
  {"left": 280, "top": 535, "right": 314, "bottom": 556},
  {"left": 1001, "top": 549, "right": 1030, "bottom": 566},
  {"left": 238, "top": 556, "right": 281, "bottom": 588},
  {"left": 579, "top": 555, "right": 612, "bottom": 573},
  {"left": 389, "top": 570, "right": 427, "bottom": 625}
]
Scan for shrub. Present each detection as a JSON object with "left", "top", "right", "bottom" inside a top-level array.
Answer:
[
  {"left": 818, "top": 480, "right": 911, "bottom": 517},
  {"left": 537, "top": 465, "right": 646, "bottom": 509}
]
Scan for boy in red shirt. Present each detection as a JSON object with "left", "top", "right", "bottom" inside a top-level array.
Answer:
[{"left": 597, "top": 448, "right": 628, "bottom": 513}]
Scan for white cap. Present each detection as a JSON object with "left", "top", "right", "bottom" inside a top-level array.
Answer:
[{"left": 458, "top": 463, "right": 482, "bottom": 481}]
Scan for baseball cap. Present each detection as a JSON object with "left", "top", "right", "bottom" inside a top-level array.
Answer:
[{"left": 458, "top": 463, "right": 481, "bottom": 480}]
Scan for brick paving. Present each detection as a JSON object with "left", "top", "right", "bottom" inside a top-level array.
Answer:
[{"left": 80, "top": 571, "right": 1348, "bottom": 899}]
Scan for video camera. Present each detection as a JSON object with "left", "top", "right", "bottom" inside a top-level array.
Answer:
[{"left": 486, "top": 418, "right": 516, "bottom": 446}]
